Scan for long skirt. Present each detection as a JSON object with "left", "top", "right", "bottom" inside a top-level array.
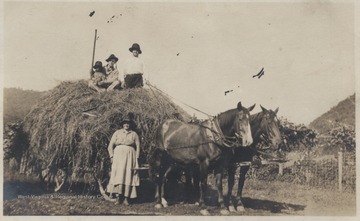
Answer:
[{"left": 107, "top": 145, "right": 139, "bottom": 198}]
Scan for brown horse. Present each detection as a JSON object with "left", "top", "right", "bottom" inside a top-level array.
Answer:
[
  {"left": 148, "top": 102, "right": 255, "bottom": 214},
  {"left": 226, "top": 105, "right": 284, "bottom": 212}
]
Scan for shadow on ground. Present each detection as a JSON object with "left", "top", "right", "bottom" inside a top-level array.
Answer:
[
  {"left": 242, "top": 197, "right": 306, "bottom": 213},
  {"left": 3, "top": 181, "right": 45, "bottom": 200},
  {"left": 3, "top": 177, "right": 157, "bottom": 203}
]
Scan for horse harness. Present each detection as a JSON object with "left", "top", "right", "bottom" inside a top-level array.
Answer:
[{"left": 164, "top": 117, "right": 241, "bottom": 151}]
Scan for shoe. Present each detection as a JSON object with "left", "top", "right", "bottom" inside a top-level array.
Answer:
[
  {"left": 109, "top": 197, "right": 117, "bottom": 202},
  {"left": 123, "top": 199, "right": 130, "bottom": 206}
]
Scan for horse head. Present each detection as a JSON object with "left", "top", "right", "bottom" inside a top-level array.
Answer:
[
  {"left": 251, "top": 105, "right": 285, "bottom": 160},
  {"left": 217, "top": 102, "right": 255, "bottom": 147}
]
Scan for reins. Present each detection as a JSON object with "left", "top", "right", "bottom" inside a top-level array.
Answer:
[
  {"left": 145, "top": 80, "right": 241, "bottom": 150},
  {"left": 146, "top": 81, "right": 213, "bottom": 118}
]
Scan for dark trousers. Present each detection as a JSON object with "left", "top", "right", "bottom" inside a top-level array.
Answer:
[{"left": 124, "top": 74, "right": 143, "bottom": 89}]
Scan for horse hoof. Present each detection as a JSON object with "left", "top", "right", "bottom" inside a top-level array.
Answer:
[
  {"left": 155, "top": 204, "right": 163, "bottom": 209},
  {"left": 161, "top": 197, "right": 168, "bottom": 208},
  {"left": 236, "top": 206, "right": 245, "bottom": 212},
  {"left": 195, "top": 202, "right": 200, "bottom": 206},
  {"left": 220, "top": 209, "right": 230, "bottom": 215},
  {"left": 200, "top": 209, "right": 210, "bottom": 216},
  {"left": 228, "top": 206, "right": 236, "bottom": 213}
]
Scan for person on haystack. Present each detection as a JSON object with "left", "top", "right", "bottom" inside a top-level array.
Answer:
[
  {"left": 102, "top": 54, "right": 122, "bottom": 91},
  {"left": 106, "top": 117, "right": 140, "bottom": 206},
  {"left": 88, "top": 61, "right": 107, "bottom": 93},
  {"left": 123, "top": 43, "right": 145, "bottom": 89},
  {"left": 88, "top": 54, "right": 121, "bottom": 92}
]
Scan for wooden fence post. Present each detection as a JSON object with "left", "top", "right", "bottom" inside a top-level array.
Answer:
[{"left": 338, "top": 151, "right": 343, "bottom": 192}]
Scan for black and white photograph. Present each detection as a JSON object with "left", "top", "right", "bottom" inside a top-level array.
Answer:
[{"left": 1, "top": 0, "right": 358, "bottom": 218}]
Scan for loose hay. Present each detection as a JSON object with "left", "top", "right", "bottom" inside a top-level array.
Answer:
[{"left": 21, "top": 80, "right": 190, "bottom": 188}]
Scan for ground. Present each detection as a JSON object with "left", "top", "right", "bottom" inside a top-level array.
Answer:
[{"left": 3, "top": 174, "right": 356, "bottom": 216}]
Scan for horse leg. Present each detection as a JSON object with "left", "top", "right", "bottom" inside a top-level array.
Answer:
[
  {"left": 149, "top": 150, "right": 164, "bottom": 209},
  {"left": 184, "top": 169, "right": 194, "bottom": 203},
  {"left": 214, "top": 166, "right": 229, "bottom": 215},
  {"left": 198, "top": 162, "right": 208, "bottom": 206},
  {"left": 236, "top": 165, "right": 250, "bottom": 212},
  {"left": 154, "top": 164, "right": 172, "bottom": 208},
  {"left": 227, "top": 166, "right": 236, "bottom": 213},
  {"left": 154, "top": 174, "right": 162, "bottom": 208},
  {"left": 198, "top": 160, "right": 211, "bottom": 216},
  {"left": 193, "top": 169, "right": 200, "bottom": 205},
  {"left": 159, "top": 165, "right": 174, "bottom": 208}
]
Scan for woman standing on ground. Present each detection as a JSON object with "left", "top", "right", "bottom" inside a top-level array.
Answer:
[{"left": 107, "top": 117, "right": 140, "bottom": 205}]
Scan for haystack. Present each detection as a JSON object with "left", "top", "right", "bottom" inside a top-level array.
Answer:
[{"left": 20, "top": 80, "right": 190, "bottom": 190}]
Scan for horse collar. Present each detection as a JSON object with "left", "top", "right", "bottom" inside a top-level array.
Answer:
[{"left": 209, "top": 117, "right": 239, "bottom": 148}]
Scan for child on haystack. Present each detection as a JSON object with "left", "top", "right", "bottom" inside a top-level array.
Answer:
[
  {"left": 88, "top": 61, "right": 107, "bottom": 92},
  {"left": 88, "top": 54, "right": 122, "bottom": 92}
]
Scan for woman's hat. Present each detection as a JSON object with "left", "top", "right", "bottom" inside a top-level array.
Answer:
[
  {"left": 93, "top": 61, "right": 103, "bottom": 69},
  {"left": 106, "top": 54, "right": 119, "bottom": 62},
  {"left": 121, "top": 118, "right": 132, "bottom": 125},
  {"left": 129, "top": 43, "right": 142, "bottom": 54},
  {"left": 121, "top": 112, "right": 136, "bottom": 128},
  {"left": 120, "top": 118, "right": 137, "bottom": 130}
]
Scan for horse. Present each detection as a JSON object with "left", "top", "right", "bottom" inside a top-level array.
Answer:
[
  {"left": 148, "top": 102, "right": 255, "bottom": 215},
  {"left": 226, "top": 105, "right": 284, "bottom": 212}
]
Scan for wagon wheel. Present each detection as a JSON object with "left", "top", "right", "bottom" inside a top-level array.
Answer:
[
  {"left": 54, "top": 169, "right": 67, "bottom": 192},
  {"left": 40, "top": 168, "right": 67, "bottom": 192},
  {"left": 94, "top": 175, "right": 114, "bottom": 201}
]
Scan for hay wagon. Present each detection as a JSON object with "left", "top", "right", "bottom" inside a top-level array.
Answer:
[{"left": 13, "top": 81, "right": 190, "bottom": 195}]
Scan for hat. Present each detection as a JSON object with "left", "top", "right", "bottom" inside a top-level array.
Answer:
[
  {"left": 121, "top": 118, "right": 132, "bottom": 125},
  {"left": 106, "top": 54, "right": 119, "bottom": 62},
  {"left": 129, "top": 43, "right": 142, "bottom": 54},
  {"left": 120, "top": 118, "right": 137, "bottom": 130},
  {"left": 93, "top": 61, "right": 103, "bottom": 69}
]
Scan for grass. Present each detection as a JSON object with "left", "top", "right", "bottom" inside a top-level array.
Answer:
[{"left": 3, "top": 174, "right": 356, "bottom": 216}]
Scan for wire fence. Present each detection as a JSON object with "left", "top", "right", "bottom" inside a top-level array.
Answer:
[{"left": 247, "top": 150, "right": 356, "bottom": 192}]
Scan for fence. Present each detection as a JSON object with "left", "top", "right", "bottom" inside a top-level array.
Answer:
[{"left": 247, "top": 150, "right": 356, "bottom": 192}]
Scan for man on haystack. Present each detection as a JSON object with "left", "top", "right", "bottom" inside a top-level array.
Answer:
[
  {"left": 89, "top": 54, "right": 121, "bottom": 92},
  {"left": 123, "top": 43, "right": 145, "bottom": 89}
]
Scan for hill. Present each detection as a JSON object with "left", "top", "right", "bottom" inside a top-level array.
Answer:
[
  {"left": 3, "top": 88, "right": 46, "bottom": 125},
  {"left": 309, "top": 94, "right": 355, "bottom": 134}
]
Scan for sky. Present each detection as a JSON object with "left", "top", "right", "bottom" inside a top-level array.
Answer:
[{"left": 1, "top": 0, "right": 357, "bottom": 125}]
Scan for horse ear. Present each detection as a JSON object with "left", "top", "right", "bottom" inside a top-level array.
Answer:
[
  {"left": 248, "top": 104, "right": 256, "bottom": 112},
  {"left": 237, "top": 102, "right": 242, "bottom": 110},
  {"left": 274, "top": 107, "right": 279, "bottom": 114},
  {"left": 260, "top": 105, "right": 268, "bottom": 113}
]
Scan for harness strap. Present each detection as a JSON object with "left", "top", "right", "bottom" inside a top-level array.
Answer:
[
  {"left": 165, "top": 141, "right": 214, "bottom": 151},
  {"left": 207, "top": 117, "right": 240, "bottom": 148},
  {"left": 164, "top": 118, "right": 238, "bottom": 151}
]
